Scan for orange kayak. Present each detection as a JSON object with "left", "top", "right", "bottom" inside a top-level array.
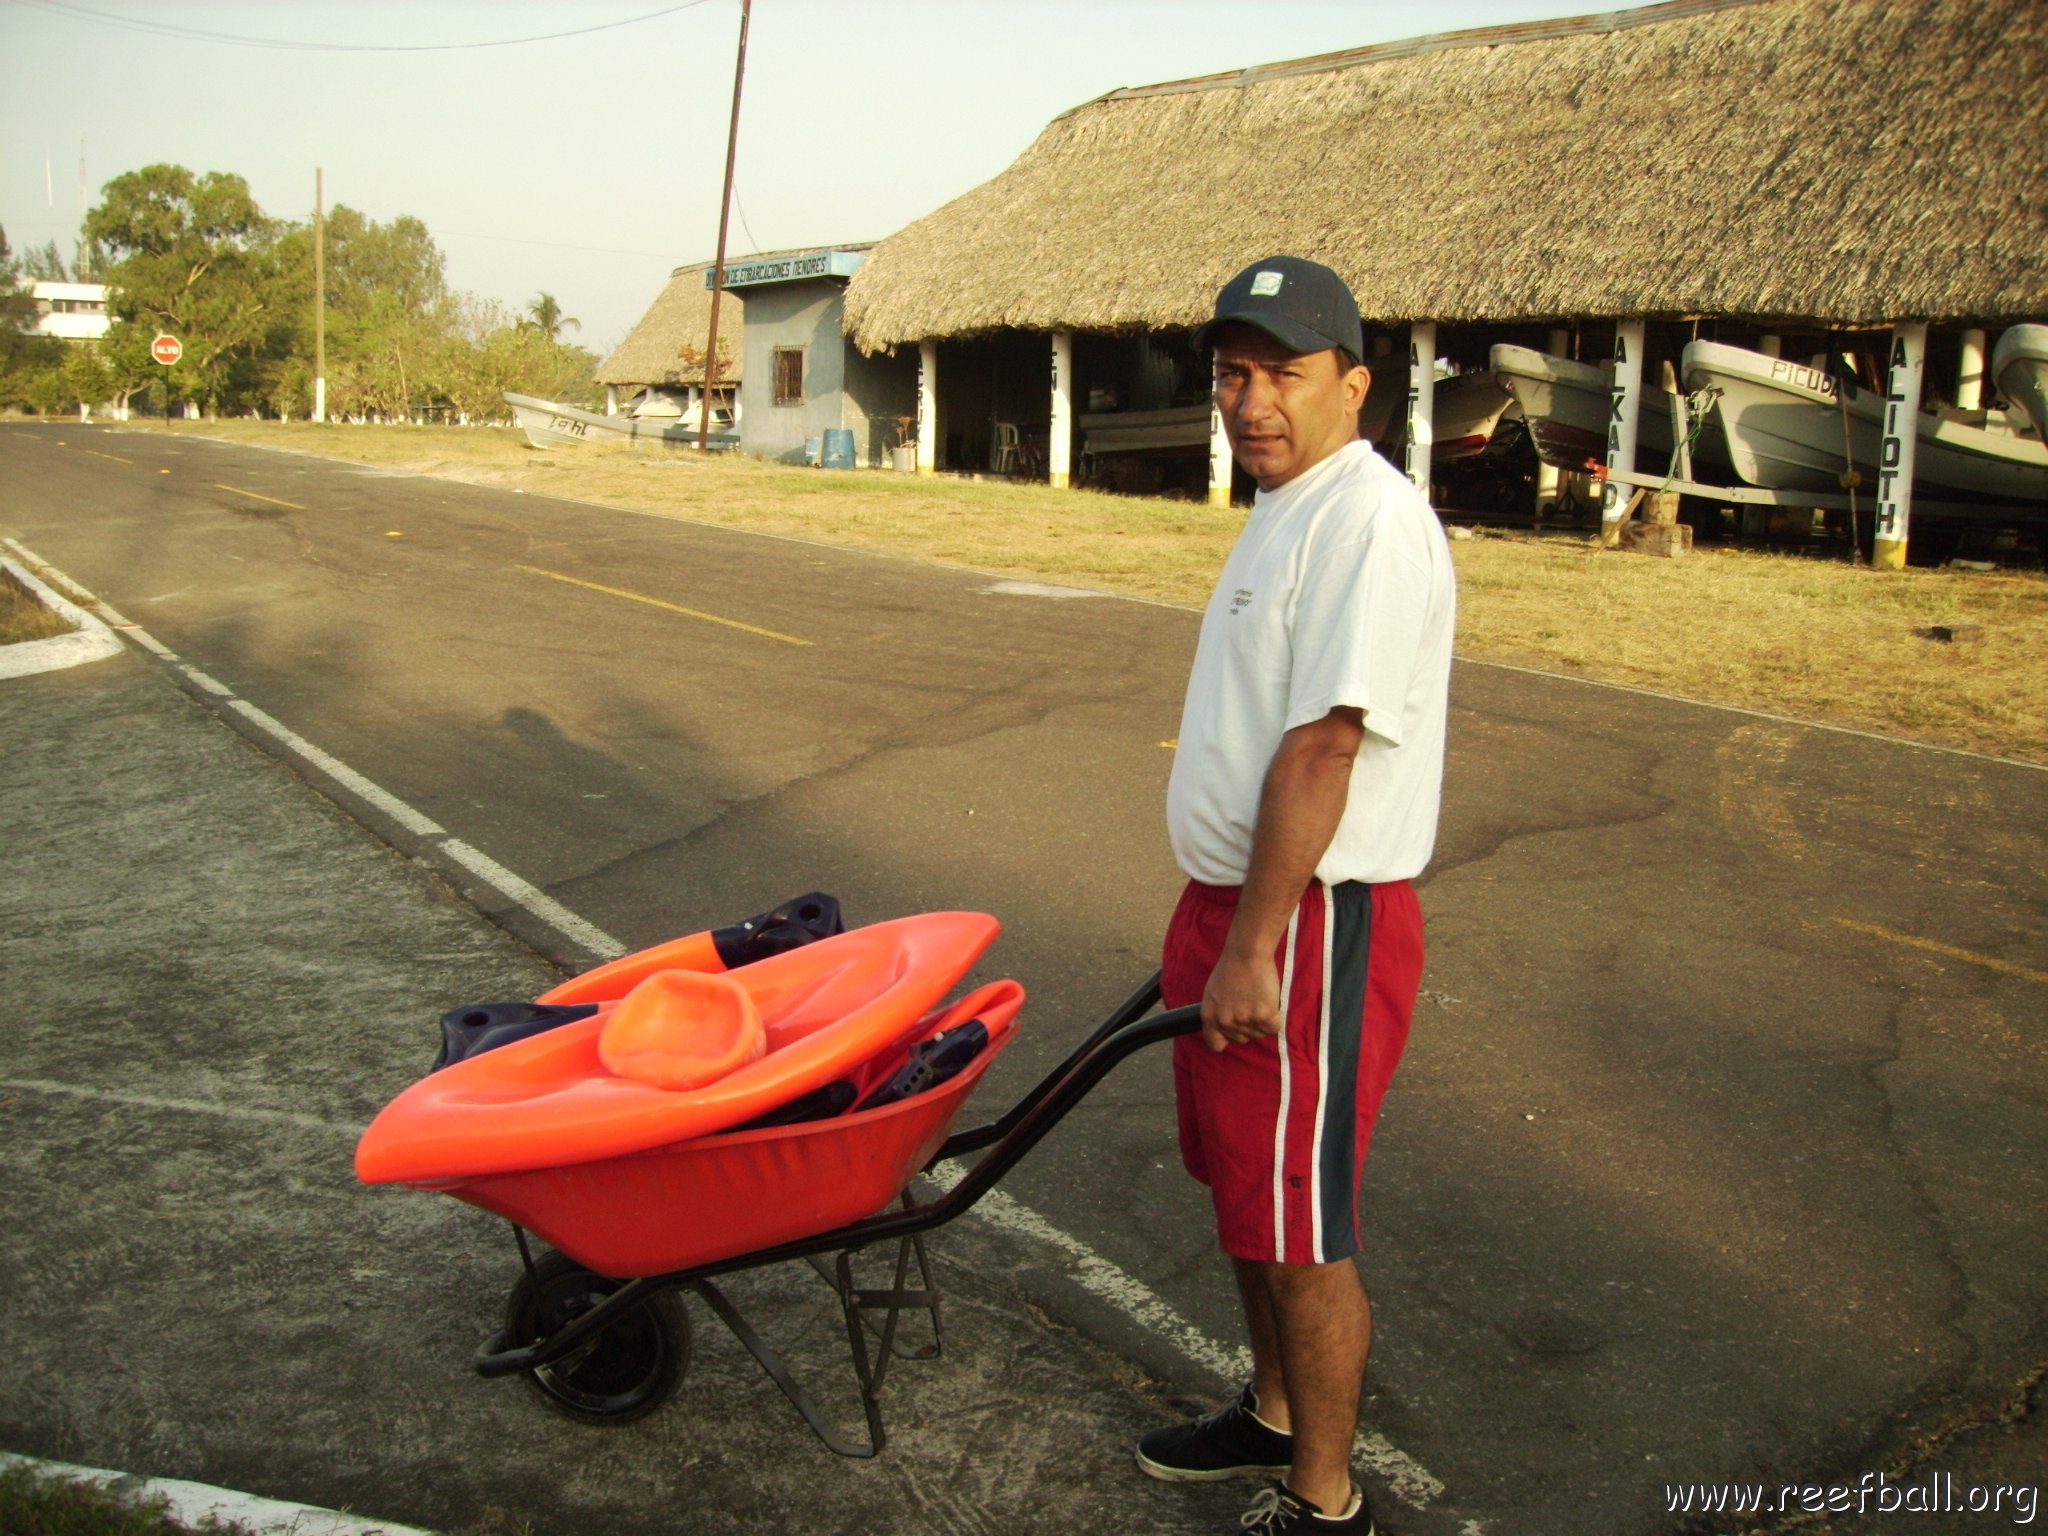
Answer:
[{"left": 355, "top": 910, "right": 1001, "bottom": 1186}]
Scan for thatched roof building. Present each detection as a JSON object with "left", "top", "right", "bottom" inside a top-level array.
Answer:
[
  {"left": 845, "top": 0, "right": 2046, "bottom": 351},
  {"left": 596, "top": 259, "right": 742, "bottom": 389}
]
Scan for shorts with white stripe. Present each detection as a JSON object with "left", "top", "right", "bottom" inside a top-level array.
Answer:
[{"left": 1163, "top": 877, "right": 1423, "bottom": 1264}]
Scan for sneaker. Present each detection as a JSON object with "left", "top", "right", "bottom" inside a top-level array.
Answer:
[
  {"left": 1238, "top": 1482, "right": 1375, "bottom": 1533},
  {"left": 1136, "top": 1385, "right": 1292, "bottom": 1481}
]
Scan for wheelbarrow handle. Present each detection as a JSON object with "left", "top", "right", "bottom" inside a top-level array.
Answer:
[{"left": 935, "top": 968, "right": 1166, "bottom": 1161}]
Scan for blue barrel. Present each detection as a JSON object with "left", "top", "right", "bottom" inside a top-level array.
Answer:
[
  {"left": 822, "top": 428, "right": 856, "bottom": 469},
  {"left": 803, "top": 435, "right": 823, "bottom": 465}
]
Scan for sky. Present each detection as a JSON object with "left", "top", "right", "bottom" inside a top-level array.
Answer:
[{"left": 0, "top": 0, "right": 1593, "bottom": 356}]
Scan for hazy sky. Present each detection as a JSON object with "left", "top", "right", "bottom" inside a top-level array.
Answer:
[{"left": 1, "top": 0, "right": 1590, "bottom": 354}]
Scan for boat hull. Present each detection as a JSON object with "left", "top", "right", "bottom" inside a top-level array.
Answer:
[
  {"left": 1490, "top": 344, "right": 1728, "bottom": 476},
  {"left": 1682, "top": 340, "right": 2048, "bottom": 507},
  {"left": 503, "top": 391, "right": 737, "bottom": 449},
  {"left": 1992, "top": 324, "right": 2048, "bottom": 445}
]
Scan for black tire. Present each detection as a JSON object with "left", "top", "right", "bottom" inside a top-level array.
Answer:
[{"left": 502, "top": 1250, "right": 689, "bottom": 1425}]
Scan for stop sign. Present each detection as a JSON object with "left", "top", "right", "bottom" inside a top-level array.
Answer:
[{"left": 151, "top": 334, "right": 183, "bottom": 366}]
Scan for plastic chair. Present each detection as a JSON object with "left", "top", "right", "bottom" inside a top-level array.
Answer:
[{"left": 989, "top": 422, "right": 1020, "bottom": 474}]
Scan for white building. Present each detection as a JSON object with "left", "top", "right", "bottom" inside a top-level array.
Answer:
[{"left": 30, "top": 281, "right": 110, "bottom": 341}]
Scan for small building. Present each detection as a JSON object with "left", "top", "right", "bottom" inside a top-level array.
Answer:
[
  {"left": 30, "top": 281, "right": 109, "bottom": 341},
  {"left": 717, "top": 246, "right": 917, "bottom": 466},
  {"left": 595, "top": 259, "right": 743, "bottom": 423}
]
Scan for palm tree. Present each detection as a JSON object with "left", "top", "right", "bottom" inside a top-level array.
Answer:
[{"left": 525, "top": 292, "right": 580, "bottom": 342}]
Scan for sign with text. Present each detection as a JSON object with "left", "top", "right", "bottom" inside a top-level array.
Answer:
[
  {"left": 151, "top": 334, "right": 183, "bottom": 366},
  {"left": 706, "top": 250, "right": 865, "bottom": 289}
]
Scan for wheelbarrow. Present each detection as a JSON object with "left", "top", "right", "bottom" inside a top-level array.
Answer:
[{"left": 355, "top": 896, "right": 1198, "bottom": 1455}]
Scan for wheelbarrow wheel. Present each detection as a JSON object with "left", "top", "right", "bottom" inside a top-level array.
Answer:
[{"left": 503, "top": 1251, "right": 690, "bottom": 1425}]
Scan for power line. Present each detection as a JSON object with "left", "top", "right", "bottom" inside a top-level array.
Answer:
[{"left": 15, "top": 0, "right": 719, "bottom": 52}]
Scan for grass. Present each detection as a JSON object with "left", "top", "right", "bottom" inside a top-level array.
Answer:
[
  {"left": 118, "top": 419, "right": 2048, "bottom": 764},
  {"left": 1, "top": 566, "right": 79, "bottom": 646}
]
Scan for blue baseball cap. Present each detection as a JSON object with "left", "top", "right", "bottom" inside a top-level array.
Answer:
[{"left": 1194, "top": 255, "right": 1365, "bottom": 359}]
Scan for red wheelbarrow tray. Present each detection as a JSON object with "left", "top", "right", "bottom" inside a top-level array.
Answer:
[{"left": 353, "top": 911, "right": 1025, "bottom": 1278}]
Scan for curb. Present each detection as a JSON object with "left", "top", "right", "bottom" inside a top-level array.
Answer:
[
  {"left": 0, "top": 1452, "right": 434, "bottom": 1535},
  {"left": 0, "top": 556, "right": 124, "bottom": 678}
]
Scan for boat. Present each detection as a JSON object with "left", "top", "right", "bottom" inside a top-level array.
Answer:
[
  {"left": 1681, "top": 339, "right": 2048, "bottom": 506},
  {"left": 1490, "top": 344, "right": 1729, "bottom": 476},
  {"left": 1359, "top": 367, "right": 1518, "bottom": 461},
  {"left": 1992, "top": 324, "right": 2048, "bottom": 443},
  {"left": 503, "top": 390, "right": 737, "bottom": 449}
]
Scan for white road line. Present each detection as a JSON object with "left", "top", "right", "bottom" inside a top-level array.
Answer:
[
  {"left": 7, "top": 539, "right": 1448, "bottom": 1509},
  {"left": 2, "top": 1078, "right": 357, "bottom": 1136},
  {"left": 3, "top": 541, "right": 620, "bottom": 963},
  {"left": 222, "top": 697, "right": 446, "bottom": 838},
  {"left": 439, "top": 837, "right": 625, "bottom": 959}
]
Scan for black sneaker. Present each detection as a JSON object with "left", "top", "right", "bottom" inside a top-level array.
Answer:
[
  {"left": 1136, "top": 1385, "right": 1292, "bottom": 1481},
  {"left": 1237, "top": 1482, "right": 1375, "bottom": 1533}
]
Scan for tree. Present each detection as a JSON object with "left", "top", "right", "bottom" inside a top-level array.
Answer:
[
  {"left": 524, "top": 291, "right": 579, "bottom": 342},
  {"left": 21, "top": 239, "right": 69, "bottom": 282},
  {"left": 85, "top": 164, "right": 288, "bottom": 414}
]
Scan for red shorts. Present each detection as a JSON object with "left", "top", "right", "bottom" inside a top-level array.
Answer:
[{"left": 1163, "top": 878, "right": 1423, "bottom": 1264}]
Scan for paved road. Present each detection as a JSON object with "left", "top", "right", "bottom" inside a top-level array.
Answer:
[{"left": 5, "top": 421, "right": 2044, "bottom": 1534}]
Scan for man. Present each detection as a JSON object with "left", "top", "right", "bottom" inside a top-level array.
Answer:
[{"left": 1138, "top": 256, "right": 1456, "bottom": 1534}]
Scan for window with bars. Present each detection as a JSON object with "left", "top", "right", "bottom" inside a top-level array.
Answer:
[{"left": 773, "top": 347, "right": 804, "bottom": 406}]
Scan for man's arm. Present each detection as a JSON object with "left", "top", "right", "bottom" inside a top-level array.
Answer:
[{"left": 1201, "top": 705, "right": 1365, "bottom": 1051}]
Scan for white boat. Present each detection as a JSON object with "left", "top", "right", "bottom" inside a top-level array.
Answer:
[
  {"left": 1490, "top": 344, "right": 1728, "bottom": 475},
  {"left": 503, "top": 391, "right": 736, "bottom": 449},
  {"left": 1992, "top": 324, "right": 2048, "bottom": 443},
  {"left": 1680, "top": 340, "right": 2048, "bottom": 506},
  {"left": 1360, "top": 367, "right": 1518, "bottom": 461}
]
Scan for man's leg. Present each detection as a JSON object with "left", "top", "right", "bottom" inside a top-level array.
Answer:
[{"left": 1235, "top": 1255, "right": 1373, "bottom": 1515}]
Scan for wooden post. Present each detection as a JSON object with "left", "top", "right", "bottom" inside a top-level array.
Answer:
[
  {"left": 699, "top": 0, "right": 750, "bottom": 453},
  {"left": 1872, "top": 321, "right": 1927, "bottom": 570},
  {"left": 917, "top": 340, "right": 937, "bottom": 475},
  {"left": 1404, "top": 321, "right": 1436, "bottom": 494},
  {"left": 1600, "top": 319, "right": 1647, "bottom": 544},
  {"left": 1049, "top": 329, "right": 1073, "bottom": 488},
  {"left": 1758, "top": 333, "right": 1782, "bottom": 360},
  {"left": 1208, "top": 356, "right": 1232, "bottom": 507},
  {"left": 1956, "top": 327, "right": 1986, "bottom": 411}
]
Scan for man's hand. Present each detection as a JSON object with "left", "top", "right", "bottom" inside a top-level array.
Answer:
[{"left": 1201, "top": 943, "right": 1283, "bottom": 1051}]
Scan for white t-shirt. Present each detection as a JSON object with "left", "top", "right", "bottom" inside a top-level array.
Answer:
[{"left": 1166, "top": 439, "right": 1456, "bottom": 887}]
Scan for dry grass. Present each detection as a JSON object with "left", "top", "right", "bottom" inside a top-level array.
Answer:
[
  {"left": 1, "top": 566, "right": 78, "bottom": 646},
  {"left": 146, "top": 420, "right": 2048, "bottom": 763}
]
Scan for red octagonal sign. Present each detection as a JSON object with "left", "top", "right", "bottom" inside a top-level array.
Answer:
[{"left": 151, "top": 334, "right": 183, "bottom": 366}]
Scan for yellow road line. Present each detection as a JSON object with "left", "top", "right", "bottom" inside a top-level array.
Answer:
[
  {"left": 1834, "top": 918, "right": 2048, "bottom": 984},
  {"left": 214, "top": 483, "right": 305, "bottom": 510},
  {"left": 514, "top": 565, "right": 810, "bottom": 647},
  {"left": 87, "top": 450, "right": 133, "bottom": 464}
]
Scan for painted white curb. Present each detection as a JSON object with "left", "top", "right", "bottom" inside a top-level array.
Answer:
[
  {"left": 0, "top": 557, "right": 124, "bottom": 678},
  {"left": 0, "top": 1452, "right": 435, "bottom": 1535}
]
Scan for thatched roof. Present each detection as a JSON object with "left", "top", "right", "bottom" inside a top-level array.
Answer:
[
  {"left": 845, "top": 0, "right": 2047, "bottom": 349},
  {"left": 595, "top": 259, "right": 742, "bottom": 388}
]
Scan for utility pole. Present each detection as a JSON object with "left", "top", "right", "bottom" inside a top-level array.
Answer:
[
  {"left": 699, "top": 0, "right": 750, "bottom": 452},
  {"left": 314, "top": 168, "right": 327, "bottom": 424}
]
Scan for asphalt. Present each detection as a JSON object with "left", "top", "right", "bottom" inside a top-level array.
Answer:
[{"left": 0, "top": 646, "right": 1257, "bottom": 1536}]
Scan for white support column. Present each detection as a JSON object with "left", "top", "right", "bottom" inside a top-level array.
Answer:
[
  {"left": 1872, "top": 322, "right": 1927, "bottom": 570},
  {"left": 1956, "top": 327, "right": 1986, "bottom": 411},
  {"left": 1404, "top": 321, "right": 1436, "bottom": 494},
  {"left": 1600, "top": 319, "right": 1647, "bottom": 542},
  {"left": 1208, "top": 357, "right": 1233, "bottom": 507},
  {"left": 313, "top": 377, "right": 326, "bottom": 425},
  {"left": 1049, "top": 329, "right": 1073, "bottom": 488},
  {"left": 606, "top": 385, "right": 619, "bottom": 417},
  {"left": 917, "top": 340, "right": 938, "bottom": 475}
]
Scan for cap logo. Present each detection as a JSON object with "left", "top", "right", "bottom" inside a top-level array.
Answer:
[{"left": 1249, "top": 270, "right": 1284, "bottom": 297}]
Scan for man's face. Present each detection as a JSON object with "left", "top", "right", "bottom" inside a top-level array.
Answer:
[{"left": 1212, "top": 323, "right": 1370, "bottom": 492}]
